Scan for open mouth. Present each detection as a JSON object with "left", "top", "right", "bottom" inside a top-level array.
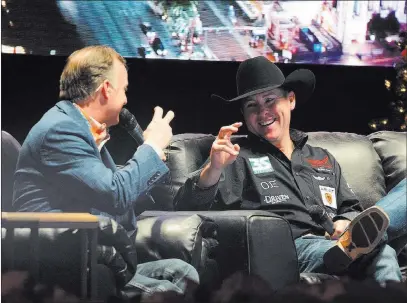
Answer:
[{"left": 258, "top": 118, "right": 277, "bottom": 127}]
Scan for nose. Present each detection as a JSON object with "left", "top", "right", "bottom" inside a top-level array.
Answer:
[{"left": 257, "top": 104, "right": 270, "bottom": 118}]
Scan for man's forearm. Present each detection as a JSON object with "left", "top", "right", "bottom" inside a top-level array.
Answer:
[
  {"left": 174, "top": 164, "right": 221, "bottom": 210},
  {"left": 334, "top": 211, "right": 360, "bottom": 222},
  {"left": 197, "top": 162, "right": 222, "bottom": 188}
]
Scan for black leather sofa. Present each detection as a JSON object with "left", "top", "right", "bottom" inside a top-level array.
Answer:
[
  {"left": 2, "top": 130, "right": 406, "bottom": 300},
  {"left": 1, "top": 131, "right": 218, "bottom": 301},
  {"left": 142, "top": 130, "right": 406, "bottom": 285}
]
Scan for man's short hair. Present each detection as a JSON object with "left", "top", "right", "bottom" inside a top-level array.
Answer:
[{"left": 59, "top": 45, "right": 127, "bottom": 103}]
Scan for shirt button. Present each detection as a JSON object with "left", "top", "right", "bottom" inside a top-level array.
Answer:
[
  {"left": 306, "top": 196, "right": 310, "bottom": 200},
  {"left": 295, "top": 172, "right": 300, "bottom": 176}
]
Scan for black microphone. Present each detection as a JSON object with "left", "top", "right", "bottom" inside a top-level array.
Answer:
[
  {"left": 308, "top": 205, "right": 335, "bottom": 236},
  {"left": 119, "top": 108, "right": 144, "bottom": 146}
]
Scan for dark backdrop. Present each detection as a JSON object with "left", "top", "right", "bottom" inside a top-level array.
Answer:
[{"left": 1, "top": 54, "right": 394, "bottom": 161}]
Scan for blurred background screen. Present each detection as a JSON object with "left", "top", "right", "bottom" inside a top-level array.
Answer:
[{"left": 1, "top": 0, "right": 406, "bottom": 66}]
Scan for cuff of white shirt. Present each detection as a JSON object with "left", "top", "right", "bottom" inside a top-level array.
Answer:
[{"left": 144, "top": 141, "right": 165, "bottom": 160}]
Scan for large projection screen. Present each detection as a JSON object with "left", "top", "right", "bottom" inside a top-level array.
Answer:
[{"left": 2, "top": 0, "right": 406, "bottom": 66}]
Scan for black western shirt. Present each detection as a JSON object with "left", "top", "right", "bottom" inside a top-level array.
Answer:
[{"left": 175, "top": 129, "right": 362, "bottom": 239}]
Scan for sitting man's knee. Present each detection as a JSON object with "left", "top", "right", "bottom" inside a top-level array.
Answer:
[
  {"left": 154, "top": 280, "right": 182, "bottom": 293},
  {"left": 380, "top": 244, "right": 398, "bottom": 259},
  {"left": 166, "top": 259, "right": 200, "bottom": 283}
]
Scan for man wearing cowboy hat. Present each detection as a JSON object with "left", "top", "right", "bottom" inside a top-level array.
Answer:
[{"left": 175, "top": 56, "right": 404, "bottom": 282}]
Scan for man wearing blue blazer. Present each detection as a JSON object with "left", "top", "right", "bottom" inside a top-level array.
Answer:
[{"left": 12, "top": 45, "right": 199, "bottom": 295}]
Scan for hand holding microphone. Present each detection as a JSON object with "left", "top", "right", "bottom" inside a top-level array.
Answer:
[{"left": 119, "top": 106, "right": 174, "bottom": 161}]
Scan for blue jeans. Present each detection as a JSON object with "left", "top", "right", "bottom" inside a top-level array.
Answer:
[
  {"left": 376, "top": 178, "right": 407, "bottom": 254},
  {"left": 295, "top": 235, "right": 402, "bottom": 282},
  {"left": 127, "top": 259, "right": 199, "bottom": 295}
]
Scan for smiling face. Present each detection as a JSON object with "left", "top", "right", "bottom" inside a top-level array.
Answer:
[{"left": 241, "top": 88, "right": 296, "bottom": 146}]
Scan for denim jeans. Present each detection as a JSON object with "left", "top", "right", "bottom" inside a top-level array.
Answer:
[
  {"left": 376, "top": 178, "right": 407, "bottom": 254},
  {"left": 126, "top": 259, "right": 199, "bottom": 295},
  {"left": 295, "top": 235, "right": 402, "bottom": 282}
]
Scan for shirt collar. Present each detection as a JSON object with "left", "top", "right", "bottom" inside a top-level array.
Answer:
[
  {"left": 247, "top": 128, "right": 308, "bottom": 152},
  {"left": 289, "top": 129, "right": 308, "bottom": 148},
  {"left": 73, "top": 104, "right": 110, "bottom": 150}
]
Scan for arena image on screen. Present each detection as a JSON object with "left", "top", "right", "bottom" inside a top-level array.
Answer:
[{"left": 1, "top": 0, "right": 406, "bottom": 67}]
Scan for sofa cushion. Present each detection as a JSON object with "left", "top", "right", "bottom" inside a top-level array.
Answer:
[
  {"left": 132, "top": 134, "right": 216, "bottom": 213},
  {"left": 307, "top": 132, "right": 386, "bottom": 209},
  {"left": 141, "top": 210, "right": 299, "bottom": 291},
  {"left": 368, "top": 131, "right": 407, "bottom": 193},
  {"left": 165, "top": 134, "right": 216, "bottom": 198}
]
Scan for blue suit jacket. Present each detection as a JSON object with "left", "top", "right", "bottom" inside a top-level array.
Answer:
[{"left": 13, "top": 101, "right": 169, "bottom": 231}]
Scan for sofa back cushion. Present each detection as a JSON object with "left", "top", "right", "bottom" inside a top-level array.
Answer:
[
  {"left": 166, "top": 134, "right": 216, "bottom": 198},
  {"left": 307, "top": 132, "right": 386, "bottom": 209},
  {"left": 137, "top": 134, "right": 215, "bottom": 212},
  {"left": 368, "top": 131, "right": 406, "bottom": 193}
]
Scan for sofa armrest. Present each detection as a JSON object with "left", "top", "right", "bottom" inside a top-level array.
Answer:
[
  {"left": 140, "top": 210, "right": 299, "bottom": 291},
  {"left": 135, "top": 213, "right": 217, "bottom": 271},
  {"left": 368, "top": 131, "right": 407, "bottom": 193}
]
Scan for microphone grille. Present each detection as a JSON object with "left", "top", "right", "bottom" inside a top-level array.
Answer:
[{"left": 119, "top": 108, "right": 137, "bottom": 131}]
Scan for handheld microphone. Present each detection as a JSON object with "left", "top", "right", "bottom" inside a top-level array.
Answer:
[
  {"left": 308, "top": 205, "right": 335, "bottom": 236},
  {"left": 119, "top": 108, "right": 144, "bottom": 146}
]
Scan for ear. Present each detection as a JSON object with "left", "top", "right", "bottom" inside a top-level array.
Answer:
[
  {"left": 288, "top": 91, "right": 296, "bottom": 111},
  {"left": 100, "top": 79, "right": 111, "bottom": 100}
]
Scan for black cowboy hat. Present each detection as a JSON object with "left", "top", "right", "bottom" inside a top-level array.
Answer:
[{"left": 212, "top": 56, "right": 316, "bottom": 105}]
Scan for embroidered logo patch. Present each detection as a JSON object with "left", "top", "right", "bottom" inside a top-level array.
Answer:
[
  {"left": 306, "top": 156, "right": 333, "bottom": 169},
  {"left": 260, "top": 180, "right": 279, "bottom": 190},
  {"left": 264, "top": 194, "right": 290, "bottom": 204},
  {"left": 319, "top": 185, "right": 337, "bottom": 209},
  {"left": 248, "top": 157, "right": 274, "bottom": 175}
]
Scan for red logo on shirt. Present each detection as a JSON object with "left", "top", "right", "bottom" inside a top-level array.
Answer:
[{"left": 306, "top": 156, "right": 332, "bottom": 169}]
